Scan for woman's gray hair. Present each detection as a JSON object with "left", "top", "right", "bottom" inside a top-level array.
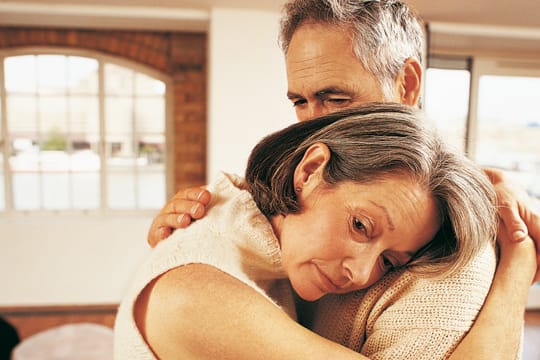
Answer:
[
  {"left": 246, "top": 103, "right": 497, "bottom": 278},
  {"left": 279, "top": 0, "right": 425, "bottom": 101}
]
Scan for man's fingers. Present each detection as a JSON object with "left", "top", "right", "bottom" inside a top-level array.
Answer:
[
  {"left": 147, "top": 213, "right": 194, "bottom": 247},
  {"left": 497, "top": 200, "right": 528, "bottom": 242},
  {"left": 527, "top": 206, "right": 540, "bottom": 250},
  {"left": 161, "top": 189, "right": 211, "bottom": 217},
  {"left": 171, "top": 187, "right": 211, "bottom": 204},
  {"left": 147, "top": 186, "right": 211, "bottom": 247}
]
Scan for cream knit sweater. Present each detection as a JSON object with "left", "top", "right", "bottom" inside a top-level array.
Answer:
[
  {"left": 113, "top": 173, "right": 295, "bottom": 359},
  {"left": 309, "top": 242, "right": 499, "bottom": 359},
  {"left": 115, "top": 172, "right": 502, "bottom": 360}
]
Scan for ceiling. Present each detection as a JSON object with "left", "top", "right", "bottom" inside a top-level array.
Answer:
[{"left": 0, "top": 0, "right": 539, "bottom": 33}]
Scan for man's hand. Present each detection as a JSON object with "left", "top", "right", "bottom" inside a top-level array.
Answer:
[
  {"left": 484, "top": 167, "right": 540, "bottom": 282},
  {"left": 147, "top": 186, "right": 212, "bottom": 247}
]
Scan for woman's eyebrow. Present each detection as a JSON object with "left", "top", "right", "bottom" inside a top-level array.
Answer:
[{"left": 369, "top": 200, "right": 395, "bottom": 231}]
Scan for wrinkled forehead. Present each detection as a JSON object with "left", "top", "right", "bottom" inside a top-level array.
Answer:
[{"left": 285, "top": 23, "right": 381, "bottom": 92}]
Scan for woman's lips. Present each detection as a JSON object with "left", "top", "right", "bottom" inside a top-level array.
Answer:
[{"left": 314, "top": 265, "right": 340, "bottom": 293}]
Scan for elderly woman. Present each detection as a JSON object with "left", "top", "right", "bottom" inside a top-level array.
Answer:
[{"left": 114, "top": 103, "right": 497, "bottom": 359}]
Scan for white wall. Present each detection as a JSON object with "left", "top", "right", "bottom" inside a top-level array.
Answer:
[
  {"left": 0, "top": 214, "right": 151, "bottom": 305},
  {"left": 207, "top": 8, "right": 294, "bottom": 182},
  {"left": 0, "top": 7, "right": 293, "bottom": 306}
]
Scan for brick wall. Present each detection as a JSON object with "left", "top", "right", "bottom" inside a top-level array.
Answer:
[{"left": 0, "top": 27, "right": 207, "bottom": 191}]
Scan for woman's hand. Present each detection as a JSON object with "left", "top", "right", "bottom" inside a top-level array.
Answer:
[
  {"left": 146, "top": 186, "right": 212, "bottom": 247},
  {"left": 485, "top": 167, "right": 540, "bottom": 282}
]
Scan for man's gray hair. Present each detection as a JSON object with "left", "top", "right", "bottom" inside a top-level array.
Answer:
[{"left": 279, "top": 0, "right": 425, "bottom": 100}]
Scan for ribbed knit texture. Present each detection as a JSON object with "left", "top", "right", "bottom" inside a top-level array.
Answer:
[
  {"left": 114, "top": 172, "right": 512, "bottom": 359},
  {"left": 310, "top": 242, "right": 501, "bottom": 359},
  {"left": 114, "top": 173, "right": 294, "bottom": 359}
]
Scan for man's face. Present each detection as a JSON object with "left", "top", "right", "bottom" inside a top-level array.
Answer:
[{"left": 286, "top": 22, "right": 401, "bottom": 121}]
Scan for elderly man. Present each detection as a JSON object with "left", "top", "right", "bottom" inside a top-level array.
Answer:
[{"left": 142, "top": 0, "right": 540, "bottom": 359}]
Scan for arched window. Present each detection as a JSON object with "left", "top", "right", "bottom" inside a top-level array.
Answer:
[{"left": 0, "top": 51, "right": 169, "bottom": 212}]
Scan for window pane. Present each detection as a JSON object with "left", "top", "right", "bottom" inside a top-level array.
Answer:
[
  {"left": 135, "top": 98, "right": 165, "bottom": 133},
  {"left": 41, "top": 96, "right": 68, "bottom": 134},
  {"left": 72, "top": 172, "right": 100, "bottom": 209},
  {"left": 107, "top": 134, "right": 135, "bottom": 209},
  {"left": 424, "top": 68, "right": 470, "bottom": 152},
  {"left": 37, "top": 55, "right": 67, "bottom": 95},
  {"left": 135, "top": 72, "right": 165, "bottom": 96},
  {"left": 4, "top": 54, "right": 167, "bottom": 212},
  {"left": 137, "top": 170, "right": 165, "bottom": 209},
  {"left": 476, "top": 75, "right": 540, "bottom": 199},
  {"left": 105, "top": 63, "right": 133, "bottom": 96},
  {"left": 43, "top": 173, "right": 70, "bottom": 209},
  {"left": 5, "top": 55, "right": 36, "bottom": 94},
  {"left": 0, "top": 142, "right": 4, "bottom": 211},
  {"left": 0, "top": 96, "right": 4, "bottom": 210},
  {"left": 68, "top": 57, "right": 98, "bottom": 94},
  {"left": 10, "top": 138, "right": 37, "bottom": 169},
  {"left": 7, "top": 95, "right": 37, "bottom": 133},
  {"left": 71, "top": 96, "right": 99, "bottom": 134},
  {"left": 138, "top": 135, "right": 165, "bottom": 164},
  {"left": 12, "top": 173, "right": 40, "bottom": 210},
  {"left": 108, "top": 170, "right": 135, "bottom": 209},
  {"left": 106, "top": 97, "right": 133, "bottom": 134}
]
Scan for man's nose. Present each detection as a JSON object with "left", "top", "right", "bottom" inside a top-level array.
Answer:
[{"left": 298, "top": 104, "right": 326, "bottom": 122}]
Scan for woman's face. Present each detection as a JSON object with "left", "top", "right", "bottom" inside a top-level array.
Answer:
[{"left": 277, "top": 175, "right": 440, "bottom": 301}]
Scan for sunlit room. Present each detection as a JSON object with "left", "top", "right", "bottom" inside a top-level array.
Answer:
[{"left": 0, "top": 0, "right": 539, "bottom": 358}]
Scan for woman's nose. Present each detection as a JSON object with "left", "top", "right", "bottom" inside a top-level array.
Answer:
[{"left": 341, "top": 253, "right": 379, "bottom": 289}]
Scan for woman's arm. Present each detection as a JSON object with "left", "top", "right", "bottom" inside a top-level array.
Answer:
[{"left": 135, "top": 263, "right": 367, "bottom": 360}]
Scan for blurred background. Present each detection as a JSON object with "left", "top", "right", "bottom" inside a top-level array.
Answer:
[{"left": 0, "top": 0, "right": 538, "bottom": 311}]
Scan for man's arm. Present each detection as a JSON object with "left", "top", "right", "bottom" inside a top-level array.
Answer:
[
  {"left": 449, "top": 223, "right": 537, "bottom": 360},
  {"left": 451, "top": 187, "right": 540, "bottom": 360},
  {"left": 134, "top": 263, "right": 367, "bottom": 360},
  {"left": 485, "top": 167, "right": 540, "bottom": 281}
]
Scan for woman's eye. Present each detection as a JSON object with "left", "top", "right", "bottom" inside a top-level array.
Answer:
[{"left": 381, "top": 256, "right": 396, "bottom": 270}]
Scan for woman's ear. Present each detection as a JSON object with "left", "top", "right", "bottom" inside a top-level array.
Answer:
[
  {"left": 395, "top": 57, "right": 423, "bottom": 106},
  {"left": 293, "top": 143, "right": 331, "bottom": 195}
]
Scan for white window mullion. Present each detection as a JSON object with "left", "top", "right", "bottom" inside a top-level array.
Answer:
[
  {"left": 0, "top": 56, "right": 13, "bottom": 211},
  {"left": 35, "top": 56, "right": 44, "bottom": 210},
  {"left": 98, "top": 60, "right": 107, "bottom": 210},
  {"left": 132, "top": 72, "right": 138, "bottom": 209},
  {"left": 66, "top": 56, "right": 74, "bottom": 209},
  {"left": 466, "top": 59, "right": 480, "bottom": 161}
]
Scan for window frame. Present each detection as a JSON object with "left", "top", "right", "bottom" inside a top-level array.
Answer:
[
  {"left": 426, "top": 55, "right": 540, "bottom": 203},
  {"left": 0, "top": 47, "right": 174, "bottom": 216},
  {"left": 468, "top": 57, "right": 540, "bottom": 161}
]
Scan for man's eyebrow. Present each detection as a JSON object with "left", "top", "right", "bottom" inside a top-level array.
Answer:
[
  {"left": 287, "top": 87, "right": 351, "bottom": 99},
  {"left": 286, "top": 91, "right": 302, "bottom": 99},
  {"left": 369, "top": 200, "right": 395, "bottom": 231},
  {"left": 315, "top": 87, "right": 351, "bottom": 97}
]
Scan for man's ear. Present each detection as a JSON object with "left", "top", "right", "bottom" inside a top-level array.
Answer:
[
  {"left": 293, "top": 143, "right": 331, "bottom": 194},
  {"left": 395, "top": 57, "right": 423, "bottom": 106}
]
